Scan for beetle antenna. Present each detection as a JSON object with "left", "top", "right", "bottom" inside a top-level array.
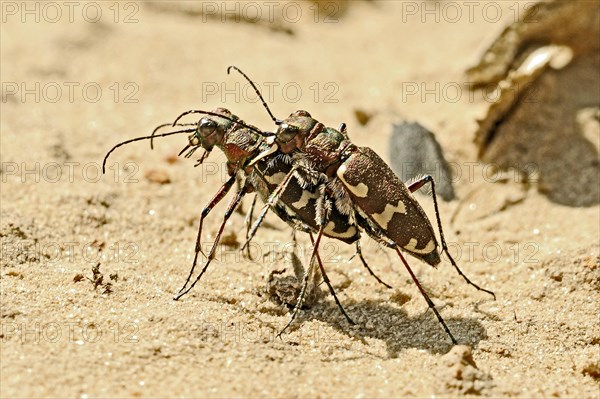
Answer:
[
  {"left": 171, "top": 109, "right": 275, "bottom": 138},
  {"left": 102, "top": 128, "right": 196, "bottom": 174},
  {"left": 151, "top": 122, "right": 196, "bottom": 150},
  {"left": 227, "top": 66, "right": 282, "bottom": 125}
]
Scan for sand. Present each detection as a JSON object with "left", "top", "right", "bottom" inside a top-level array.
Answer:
[{"left": 1, "top": 1, "right": 599, "bottom": 397}]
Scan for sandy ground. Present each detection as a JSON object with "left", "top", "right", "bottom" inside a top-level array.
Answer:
[{"left": 1, "top": 1, "right": 599, "bottom": 398}]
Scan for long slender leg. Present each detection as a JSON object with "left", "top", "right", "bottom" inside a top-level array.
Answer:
[
  {"left": 353, "top": 240, "right": 393, "bottom": 289},
  {"left": 240, "top": 166, "right": 298, "bottom": 251},
  {"left": 309, "top": 233, "right": 354, "bottom": 325},
  {"left": 395, "top": 248, "right": 457, "bottom": 345},
  {"left": 176, "top": 174, "right": 237, "bottom": 295},
  {"left": 234, "top": 174, "right": 245, "bottom": 213},
  {"left": 277, "top": 225, "right": 324, "bottom": 337},
  {"left": 288, "top": 230, "right": 305, "bottom": 282},
  {"left": 241, "top": 204, "right": 270, "bottom": 251},
  {"left": 176, "top": 175, "right": 235, "bottom": 294},
  {"left": 243, "top": 194, "right": 258, "bottom": 260},
  {"left": 174, "top": 185, "right": 249, "bottom": 300},
  {"left": 407, "top": 175, "right": 496, "bottom": 299},
  {"left": 277, "top": 188, "right": 355, "bottom": 336}
]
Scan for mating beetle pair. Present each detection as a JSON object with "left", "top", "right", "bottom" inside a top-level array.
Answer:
[{"left": 103, "top": 66, "right": 495, "bottom": 344}]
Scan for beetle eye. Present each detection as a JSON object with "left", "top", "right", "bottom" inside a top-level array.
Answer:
[
  {"left": 198, "top": 119, "right": 217, "bottom": 137},
  {"left": 277, "top": 123, "right": 298, "bottom": 143}
]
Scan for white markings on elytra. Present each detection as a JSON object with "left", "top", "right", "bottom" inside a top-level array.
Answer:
[
  {"left": 371, "top": 201, "right": 407, "bottom": 229},
  {"left": 324, "top": 221, "right": 357, "bottom": 239},
  {"left": 403, "top": 238, "right": 435, "bottom": 254},
  {"left": 291, "top": 190, "right": 320, "bottom": 209},
  {"left": 264, "top": 172, "right": 287, "bottom": 185},
  {"left": 337, "top": 163, "right": 369, "bottom": 197}
]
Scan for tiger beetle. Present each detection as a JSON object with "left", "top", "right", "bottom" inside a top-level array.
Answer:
[
  {"left": 156, "top": 108, "right": 389, "bottom": 298},
  {"left": 102, "top": 108, "right": 392, "bottom": 330},
  {"left": 217, "top": 66, "right": 497, "bottom": 343}
]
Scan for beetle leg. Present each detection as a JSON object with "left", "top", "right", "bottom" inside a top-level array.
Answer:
[
  {"left": 309, "top": 232, "right": 355, "bottom": 325},
  {"left": 276, "top": 236, "right": 318, "bottom": 337},
  {"left": 278, "top": 188, "right": 355, "bottom": 337},
  {"left": 352, "top": 239, "right": 393, "bottom": 289},
  {"left": 395, "top": 248, "right": 458, "bottom": 345},
  {"left": 277, "top": 190, "right": 324, "bottom": 337},
  {"left": 407, "top": 175, "right": 496, "bottom": 300},
  {"left": 174, "top": 183, "right": 249, "bottom": 300},
  {"left": 176, "top": 174, "right": 237, "bottom": 296},
  {"left": 242, "top": 193, "right": 258, "bottom": 260},
  {"left": 241, "top": 166, "right": 299, "bottom": 251}
]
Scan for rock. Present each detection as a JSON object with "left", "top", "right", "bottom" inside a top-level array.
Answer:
[
  {"left": 466, "top": 0, "right": 599, "bottom": 85},
  {"left": 388, "top": 121, "right": 455, "bottom": 201},
  {"left": 467, "top": 0, "right": 600, "bottom": 206},
  {"left": 438, "top": 345, "right": 493, "bottom": 395}
]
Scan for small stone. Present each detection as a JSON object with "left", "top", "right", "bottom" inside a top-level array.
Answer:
[
  {"left": 164, "top": 154, "right": 179, "bottom": 164},
  {"left": 144, "top": 169, "right": 171, "bottom": 184},
  {"left": 354, "top": 109, "right": 373, "bottom": 126},
  {"left": 266, "top": 268, "right": 323, "bottom": 309},
  {"left": 439, "top": 345, "right": 493, "bottom": 395},
  {"left": 581, "top": 361, "right": 600, "bottom": 380}
]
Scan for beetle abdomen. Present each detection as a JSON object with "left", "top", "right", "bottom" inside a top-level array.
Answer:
[{"left": 337, "top": 147, "right": 440, "bottom": 265}]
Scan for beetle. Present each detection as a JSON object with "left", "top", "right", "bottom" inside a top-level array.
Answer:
[{"left": 102, "top": 107, "right": 392, "bottom": 326}]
